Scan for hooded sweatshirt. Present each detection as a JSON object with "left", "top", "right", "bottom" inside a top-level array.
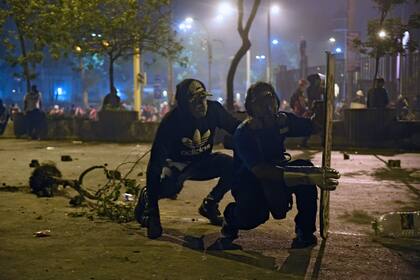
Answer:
[{"left": 146, "top": 79, "right": 240, "bottom": 202}]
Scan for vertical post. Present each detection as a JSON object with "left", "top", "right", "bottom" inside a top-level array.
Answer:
[
  {"left": 81, "top": 58, "right": 88, "bottom": 107},
  {"left": 246, "top": 50, "right": 251, "bottom": 90},
  {"left": 266, "top": 3, "right": 272, "bottom": 84},
  {"left": 133, "top": 48, "right": 141, "bottom": 117},
  {"left": 320, "top": 52, "right": 336, "bottom": 240},
  {"left": 167, "top": 58, "right": 174, "bottom": 107}
]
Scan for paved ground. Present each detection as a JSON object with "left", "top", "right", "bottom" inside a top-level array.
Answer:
[{"left": 0, "top": 138, "right": 419, "bottom": 279}]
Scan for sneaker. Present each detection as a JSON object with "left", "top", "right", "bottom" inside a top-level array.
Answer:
[
  {"left": 291, "top": 234, "right": 317, "bottom": 249},
  {"left": 198, "top": 197, "right": 223, "bottom": 226},
  {"left": 221, "top": 222, "right": 239, "bottom": 241},
  {"left": 134, "top": 187, "right": 148, "bottom": 226}
]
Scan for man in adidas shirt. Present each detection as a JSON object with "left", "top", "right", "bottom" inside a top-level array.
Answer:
[{"left": 135, "top": 79, "right": 240, "bottom": 239}]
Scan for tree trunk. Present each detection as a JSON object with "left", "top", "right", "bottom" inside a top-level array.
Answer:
[
  {"left": 109, "top": 54, "right": 114, "bottom": 93},
  {"left": 373, "top": 54, "right": 380, "bottom": 86},
  {"left": 15, "top": 21, "right": 31, "bottom": 93},
  {"left": 226, "top": 0, "right": 260, "bottom": 111}
]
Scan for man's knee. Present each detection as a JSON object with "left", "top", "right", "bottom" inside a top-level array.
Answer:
[{"left": 224, "top": 199, "right": 270, "bottom": 230}]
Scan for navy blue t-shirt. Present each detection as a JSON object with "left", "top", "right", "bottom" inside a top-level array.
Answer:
[{"left": 233, "top": 112, "right": 313, "bottom": 189}]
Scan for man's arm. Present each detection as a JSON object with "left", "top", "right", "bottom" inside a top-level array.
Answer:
[
  {"left": 283, "top": 112, "right": 314, "bottom": 137},
  {"left": 214, "top": 102, "right": 241, "bottom": 134},
  {"left": 146, "top": 119, "right": 172, "bottom": 204},
  {"left": 235, "top": 126, "right": 339, "bottom": 189}
]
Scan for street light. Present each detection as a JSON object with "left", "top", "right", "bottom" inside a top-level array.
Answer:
[
  {"left": 335, "top": 47, "right": 342, "bottom": 54},
  {"left": 182, "top": 17, "right": 213, "bottom": 91},
  {"left": 378, "top": 30, "right": 387, "bottom": 39},
  {"left": 218, "top": 2, "right": 234, "bottom": 16},
  {"left": 329, "top": 37, "right": 336, "bottom": 43},
  {"left": 267, "top": 1, "right": 280, "bottom": 84},
  {"left": 272, "top": 39, "right": 279, "bottom": 45}
]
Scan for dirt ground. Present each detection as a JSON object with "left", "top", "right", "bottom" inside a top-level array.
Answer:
[{"left": 0, "top": 139, "right": 419, "bottom": 280}]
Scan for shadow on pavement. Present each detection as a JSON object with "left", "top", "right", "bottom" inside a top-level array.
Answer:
[{"left": 160, "top": 228, "right": 316, "bottom": 279}]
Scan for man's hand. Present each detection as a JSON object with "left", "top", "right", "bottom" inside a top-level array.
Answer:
[{"left": 308, "top": 167, "right": 340, "bottom": 190}]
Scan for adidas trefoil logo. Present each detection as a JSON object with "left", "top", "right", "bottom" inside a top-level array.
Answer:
[{"left": 182, "top": 129, "right": 211, "bottom": 149}]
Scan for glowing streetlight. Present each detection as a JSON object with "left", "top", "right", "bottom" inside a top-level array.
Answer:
[
  {"left": 378, "top": 30, "right": 387, "bottom": 39},
  {"left": 218, "top": 2, "right": 234, "bottom": 16},
  {"left": 270, "top": 4, "right": 280, "bottom": 14},
  {"left": 185, "top": 17, "right": 194, "bottom": 24},
  {"left": 272, "top": 39, "right": 279, "bottom": 45},
  {"left": 329, "top": 37, "right": 336, "bottom": 43},
  {"left": 215, "top": 14, "right": 224, "bottom": 22},
  {"left": 335, "top": 47, "right": 342, "bottom": 53},
  {"left": 74, "top": 45, "right": 82, "bottom": 53}
]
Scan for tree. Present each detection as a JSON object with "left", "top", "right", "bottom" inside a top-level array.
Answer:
[
  {"left": 0, "top": 0, "right": 68, "bottom": 92},
  {"left": 66, "top": 0, "right": 182, "bottom": 93},
  {"left": 226, "top": 0, "right": 260, "bottom": 111},
  {"left": 353, "top": 0, "right": 420, "bottom": 84}
]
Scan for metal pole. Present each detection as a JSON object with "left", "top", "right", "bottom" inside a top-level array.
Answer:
[
  {"left": 133, "top": 48, "right": 141, "bottom": 118},
  {"left": 267, "top": 2, "right": 272, "bottom": 84},
  {"left": 246, "top": 50, "right": 251, "bottom": 90}
]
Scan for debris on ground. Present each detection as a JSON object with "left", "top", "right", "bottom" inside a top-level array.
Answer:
[
  {"left": 61, "top": 155, "right": 73, "bottom": 162},
  {"left": 34, "top": 229, "right": 51, "bottom": 237}
]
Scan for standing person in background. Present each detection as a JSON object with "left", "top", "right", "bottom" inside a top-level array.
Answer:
[
  {"left": 0, "top": 99, "right": 10, "bottom": 135},
  {"left": 367, "top": 78, "right": 389, "bottom": 108},
  {"left": 290, "top": 79, "right": 309, "bottom": 117},
  {"left": 24, "top": 85, "right": 46, "bottom": 140},
  {"left": 306, "top": 74, "right": 323, "bottom": 111}
]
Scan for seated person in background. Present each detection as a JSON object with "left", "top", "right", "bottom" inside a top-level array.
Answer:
[
  {"left": 102, "top": 86, "right": 121, "bottom": 110},
  {"left": 350, "top": 90, "right": 366, "bottom": 109},
  {"left": 134, "top": 79, "right": 240, "bottom": 239},
  {"left": 218, "top": 82, "right": 340, "bottom": 249}
]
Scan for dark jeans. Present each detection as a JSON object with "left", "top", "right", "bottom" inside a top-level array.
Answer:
[
  {"left": 26, "top": 109, "right": 46, "bottom": 139},
  {"left": 224, "top": 159, "right": 317, "bottom": 235},
  {"left": 156, "top": 152, "right": 233, "bottom": 203}
]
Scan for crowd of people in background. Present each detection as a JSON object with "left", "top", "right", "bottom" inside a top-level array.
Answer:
[{"left": 1, "top": 78, "right": 420, "bottom": 139}]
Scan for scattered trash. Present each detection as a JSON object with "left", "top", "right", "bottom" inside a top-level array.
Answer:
[
  {"left": 387, "top": 159, "right": 401, "bottom": 168},
  {"left": 36, "top": 215, "right": 43, "bottom": 220},
  {"left": 69, "top": 195, "right": 85, "bottom": 206},
  {"left": 372, "top": 211, "right": 420, "bottom": 238},
  {"left": 29, "top": 162, "right": 62, "bottom": 197},
  {"left": 72, "top": 141, "right": 83, "bottom": 144},
  {"left": 343, "top": 153, "right": 350, "bottom": 160},
  {"left": 61, "top": 155, "right": 73, "bottom": 162},
  {"left": 46, "top": 147, "right": 55, "bottom": 150},
  {"left": 137, "top": 172, "right": 143, "bottom": 177},
  {"left": 67, "top": 211, "right": 86, "bottom": 218},
  {"left": 34, "top": 229, "right": 51, "bottom": 237},
  {"left": 29, "top": 159, "right": 40, "bottom": 168},
  {"left": 123, "top": 193, "right": 134, "bottom": 202}
]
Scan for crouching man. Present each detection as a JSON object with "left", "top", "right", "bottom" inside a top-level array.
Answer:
[
  {"left": 135, "top": 79, "right": 240, "bottom": 239},
  {"left": 219, "top": 82, "right": 340, "bottom": 249}
]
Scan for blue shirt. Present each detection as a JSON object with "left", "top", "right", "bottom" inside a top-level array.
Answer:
[{"left": 233, "top": 112, "right": 313, "bottom": 189}]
